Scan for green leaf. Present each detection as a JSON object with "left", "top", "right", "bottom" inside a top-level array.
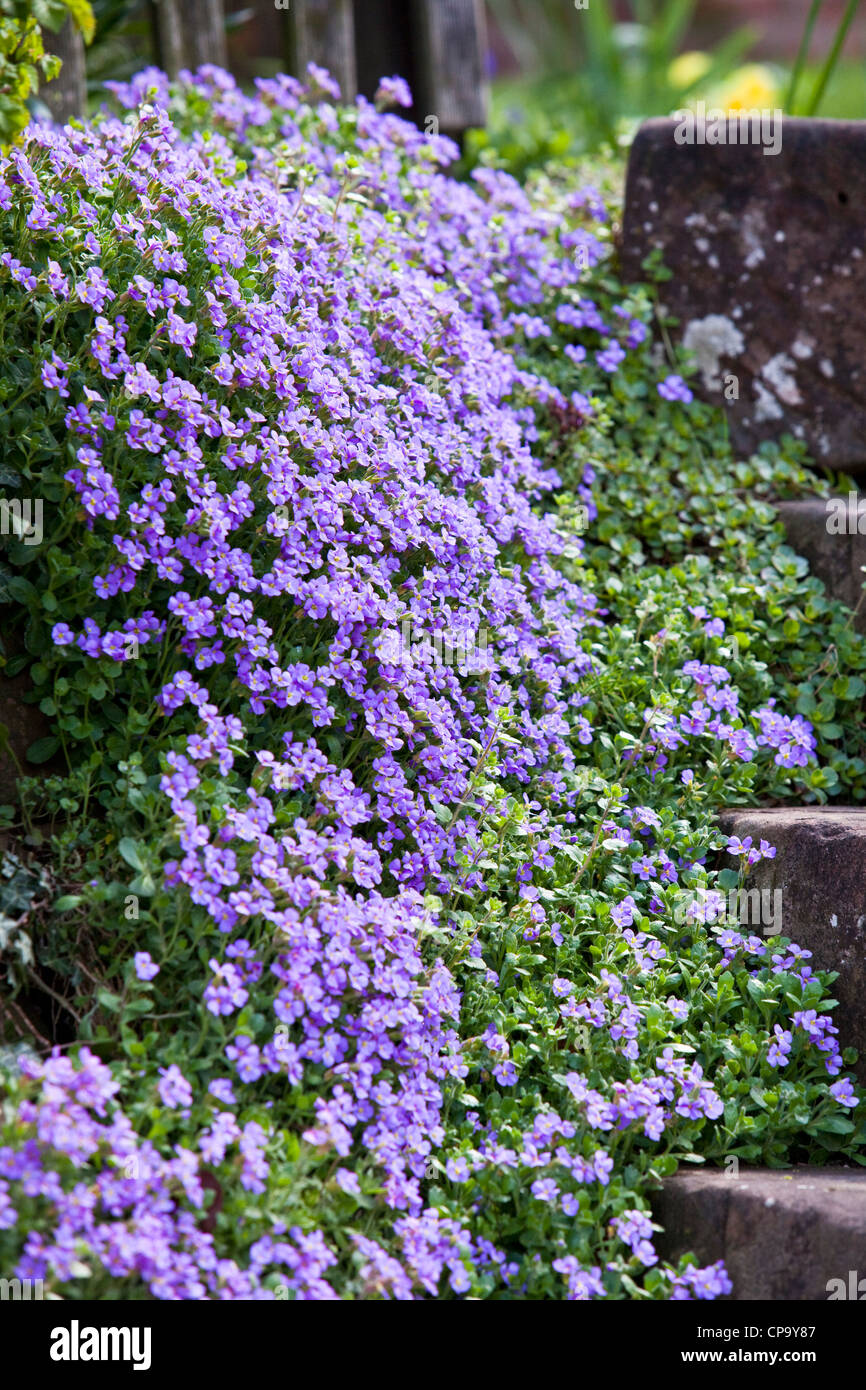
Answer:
[
  {"left": 26, "top": 736, "right": 59, "bottom": 764},
  {"left": 117, "top": 838, "right": 145, "bottom": 872},
  {"left": 811, "top": 1115, "right": 855, "bottom": 1135},
  {"left": 125, "top": 997, "right": 154, "bottom": 1015},
  {"left": 651, "top": 1153, "right": 678, "bottom": 1177},
  {"left": 61, "top": 0, "right": 96, "bottom": 43},
  {"left": 3, "top": 576, "right": 37, "bottom": 606}
]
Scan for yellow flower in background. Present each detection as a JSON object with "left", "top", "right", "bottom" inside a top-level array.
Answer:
[
  {"left": 711, "top": 64, "right": 780, "bottom": 113},
  {"left": 668, "top": 51, "right": 713, "bottom": 91},
  {"left": 668, "top": 55, "right": 781, "bottom": 113}
]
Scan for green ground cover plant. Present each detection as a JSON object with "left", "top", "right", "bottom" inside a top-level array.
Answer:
[{"left": 0, "top": 65, "right": 862, "bottom": 1299}]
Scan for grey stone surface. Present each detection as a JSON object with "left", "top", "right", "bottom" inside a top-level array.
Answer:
[
  {"left": 654, "top": 1166, "right": 866, "bottom": 1300},
  {"left": 620, "top": 117, "right": 866, "bottom": 472},
  {"left": 718, "top": 808, "right": 866, "bottom": 1080},
  {"left": 776, "top": 497, "right": 866, "bottom": 631}
]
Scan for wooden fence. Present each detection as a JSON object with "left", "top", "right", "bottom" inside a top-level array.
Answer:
[{"left": 44, "top": 0, "right": 488, "bottom": 139}]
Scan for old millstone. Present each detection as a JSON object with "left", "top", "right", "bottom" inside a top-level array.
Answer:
[{"left": 620, "top": 116, "right": 866, "bottom": 472}]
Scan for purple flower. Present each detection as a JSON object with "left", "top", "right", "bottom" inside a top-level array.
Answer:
[
  {"left": 157, "top": 1064, "right": 193, "bottom": 1110},
  {"left": 657, "top": 373, "right": 693, "bottom": 404},
  {"left": 0, "top": 67, "right": 839, "bottom": 1306},
  {"left": 208, "top": 1078, "right": 236, "bottom": 1105},
  {"left": 133, "top": 952, "right": 159, "bottom": 982},
  {"left": 830, "top": 1079, "right": 858, "bottom": 1109},
  {"left": 726, "top": 835, "right": 753, "bottom": 857},
  {"left": 672, "top": 1261, "right": 733, "bottom": 1299},
  {"left": 531, "top": 1178, "right": 559, "bottom": 1202},
  {"left": 596, "top": 341, "right": 626, "bottom": 373},
  {"left": 445, "top": 1156, "right": 472, "bottom": 1184},
  {"left": 767, "top": 1025, "right": 792, "bottom": 1068},
  {"left": 553, "top": 1257, "right": 606, "bottom": 1300},
  {"left": 611, "top": 896, "right": 637, "bottom": 928},
  {"left": 335, "top": 1167, "right": 362, "bottom": 1195}
]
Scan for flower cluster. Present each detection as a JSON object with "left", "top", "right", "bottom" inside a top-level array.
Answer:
[{"left": 0, "top": 64, "right": 859, "bottom": 1301}]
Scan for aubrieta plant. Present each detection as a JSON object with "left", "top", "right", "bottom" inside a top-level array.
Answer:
[{"left": 0, "top": 64, "right": 863, "bottom": 1300}]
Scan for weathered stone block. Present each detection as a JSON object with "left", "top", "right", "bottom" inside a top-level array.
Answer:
[
  {"left": 719, "top": 808, "right": 866, "bottom": 1079},
  {"left": 776, "top": 497, "right": 866, "bottom": 631},
  {"left": 654, "top": 1166, "right": 866, "bottom": 1300},
  {"left": 621, "top": 117, "right": 866, "bottom": 472}
]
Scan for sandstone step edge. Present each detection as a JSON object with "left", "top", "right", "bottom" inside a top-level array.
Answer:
[
  {"left": 654, "top": 1165, "right": 866, "bottom": 1300},
  {"left": 775, "top": 496, "right": 866, "bottom": 633},
  {"left": 718, "top": 807, "right": 866, "bottom": 1082}
]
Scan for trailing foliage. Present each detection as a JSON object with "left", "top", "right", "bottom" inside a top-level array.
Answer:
[
  {"left": 0, "top": 0, "right": 94, "bottom": 148},
  {"left": 0, "top": 66, "right": 863, "bottom": 1300}
]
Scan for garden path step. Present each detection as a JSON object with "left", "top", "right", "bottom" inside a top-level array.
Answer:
[
  {"left": 718, "top": 807, "right": 866, "bottom": 1081},
  {"left": 620, "top": 116, "right": 866, "bottom": 473},
  {"left": 654, "top": 1166, "right": 866, "bottom": 1300},
  {"left": 775, "top": 496, "right": 866, "bottom": 633}
]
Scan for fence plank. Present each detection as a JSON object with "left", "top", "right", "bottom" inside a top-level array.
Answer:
[
  {"left": 288, "top": 0, "right": 357, "bottom": 99},
  {"left": 354, "top": 0, "right": 418, "bottom": 110},
  {"left": 149, "top": 0, "right": 227, "bottom": 75},
  {"left": 149, "top": 0, "right": 186, "bottom": 78},
  {"left": 42, "top": 18, "right": 87, "bottom": 123},
  {"left": 411, "top": 0, "right": 487, "bottom": 135},
  {"left": 182, "top": 0, "right": 228, "bottom": 70}
]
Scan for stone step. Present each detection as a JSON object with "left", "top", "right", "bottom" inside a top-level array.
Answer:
[
  {"left": 620, "top": 116, "right": 866, "bottom": 473},
  {"left": 654, "top": 1166, "right": 866, "bottom": 1300},
  {"left": 775, "top": 497, "right": 866, "bottom": 632},
  {"left": 718, "top": 807, "right": 866, "bottom": 1080}
]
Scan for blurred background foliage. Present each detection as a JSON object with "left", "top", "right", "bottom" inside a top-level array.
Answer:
[{"left": 471, "top": 0, "right": 865, "bottom": 176}]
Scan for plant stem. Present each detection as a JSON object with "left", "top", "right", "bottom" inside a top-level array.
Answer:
[
  {"left": 785, "top": 0, "right": 824, "bottom": 112},
  {"left": 805, "top": 0, "right": 862, "bottom": 116}
]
